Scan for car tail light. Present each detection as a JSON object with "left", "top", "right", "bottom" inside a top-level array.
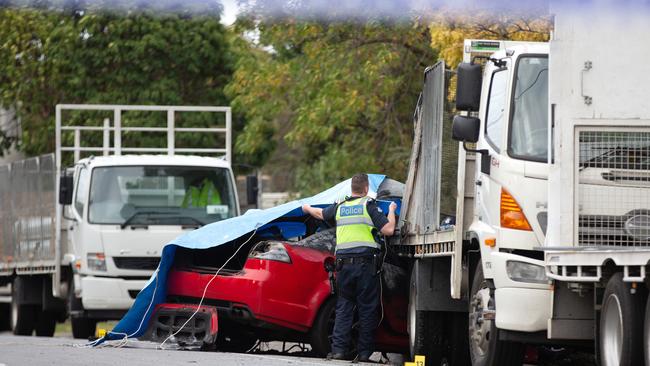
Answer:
[
  {"left": 249, "top": 242, "right": 291, "bottom": 263},
  {"left": 500, "top": 189, "right": 532, "bottom": 231}
]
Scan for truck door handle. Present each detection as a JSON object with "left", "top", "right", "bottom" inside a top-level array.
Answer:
[{"left": 475, "top": 180, "right": 482, "bottom": 186}]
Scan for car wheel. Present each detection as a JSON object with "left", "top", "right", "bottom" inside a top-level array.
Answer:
[
  {"left": 599, "top": 272, "right": 645, "bottom": 366},
  {"left": 310, "top": 296, "right": 336, "bottom": 357},
  {"left": 468, "top": 264, "right": 523, "bottom": 366}
]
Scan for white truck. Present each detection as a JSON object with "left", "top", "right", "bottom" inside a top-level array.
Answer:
[
  {"left": 0, "top": 104, "right": 240, "bottom": 339},
  {"left": 398, "top": 3, "right": 649, "bottom": 366}
]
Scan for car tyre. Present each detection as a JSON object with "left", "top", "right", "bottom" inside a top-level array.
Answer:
[
  {"left": 599, "top": 272, "right": 645, "bottom": 366},
  {"left": 310, "top": 296, "right": 337, "bottom": 357},
  {"left": 468, "top": 264, "right": 523, "bottom": 366}
]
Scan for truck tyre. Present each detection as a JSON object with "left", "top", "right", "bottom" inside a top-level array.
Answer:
[
  {"left": 408, "top": 268, "right": 444, "bottom": 365},
  {"left": 71, "top": 317, "right": 96, "bottom": 339},
  {"left": 35, "top": 311, "right": 56, "bottom": 337},
  {"left": 446, "top": 312, "right": 470, "bottom": 366},
  {"left": 644, "top": 292, "right": 650, "bottom": 366},
  {"left": 68, "top": 279, "right": 96, "bottom": 339},
  {"left": 0, "top": 303, "right": 10, "bottom": 331},
  {"left": 599, "top": 272, "right": 645, "bottom": 366},
  {"left": 11, "top": 278, "right": 37, "bottom": 336},
  {"left": 468, "top": 265, "right": 523, "bottom": 366},
  {"left": 310, "top": 296, "right": 336, "bottom": 357}
]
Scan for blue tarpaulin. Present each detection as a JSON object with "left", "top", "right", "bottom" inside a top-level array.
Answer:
[{"left": 106, "top": 174, "right": 387, "bottom": 341}]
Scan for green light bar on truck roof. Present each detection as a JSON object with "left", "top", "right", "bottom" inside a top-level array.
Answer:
[{"left": 470, "top": 40, "right": 501, "bottom": 52}]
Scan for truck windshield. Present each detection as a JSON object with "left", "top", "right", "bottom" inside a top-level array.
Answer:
[
  {"left": 509, "top": 55, "right": 549, "bottom": 162},
  {"left": 88, "top": 166, "right": 236, "bottom": 226}
]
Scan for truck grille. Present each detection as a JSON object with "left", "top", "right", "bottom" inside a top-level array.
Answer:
[
  {"left": 577, "top": 129, "right": 650, "bottom": 247},
  {"left": 113, "top": 257, "right": 160, "bottom": 270}
]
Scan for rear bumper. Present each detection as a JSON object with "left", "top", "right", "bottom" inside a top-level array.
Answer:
[
  {"left": 80, "top": 276, "right": 147, "bottom": 310},
  {"left": 143, "top": 303, "right": 219, "bottom": 347}
]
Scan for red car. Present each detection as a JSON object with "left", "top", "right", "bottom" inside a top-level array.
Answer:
[{"left": 145, "top": 198, "right": 409, "bottom": 356}]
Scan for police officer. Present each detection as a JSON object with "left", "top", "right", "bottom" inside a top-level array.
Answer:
[{"left": 302, "top": 174, "right": 396, "bottom": 362}]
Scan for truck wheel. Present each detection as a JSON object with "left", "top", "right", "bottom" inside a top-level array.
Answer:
[
  {"left": 35, "top": 311, "right": 56, "bottom": 337},
  {"left": 599, "top": 272, "right": 644, "bottom": 366},
  {"left": 310, "top": 296, "right": 336, "bottom": 357},
  {"left": 446, "top": 312, "right": 470, "bottom": 366},
  {"left": 67, "top": 279, "right": 96, "bottom": 339},
  {"left": 468, "top": 265, "right": 523, "bottom": 366},
  {"left": 71, "top": 317, "right": 97, "bottom": 339},
  {"left": 0, "top": 303, "right": 10, "bottom": 331},
  {"left": 11, "top": 278, "right": 37, "bottom": 336},
  {"left": 408, "top": 267, "right": 444, "bottom": 365},
  {"left": 644, "top": 292, "right": 650, "bottom": 366}
]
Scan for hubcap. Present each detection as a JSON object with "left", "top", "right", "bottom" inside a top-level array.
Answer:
[
  {"left": 469, "top": 286, "right": 492, "bottom": 358},
  {"left": 601, "top": 294, "right": 623, "bottom": 366}
]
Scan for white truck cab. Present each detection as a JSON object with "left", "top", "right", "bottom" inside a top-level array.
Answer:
[
  {"left": 68, "top": 155, "right": 238, "bottom": 314},
  {"left": 0, "top": 104, "right": 239, "bottom": 339},
  {"left": 466, "top": 42, "right": 553, "bottom": 335}
]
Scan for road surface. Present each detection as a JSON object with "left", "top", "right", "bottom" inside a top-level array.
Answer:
[{"left": 0, "top": 335, "right": 369, "bottom": 366}]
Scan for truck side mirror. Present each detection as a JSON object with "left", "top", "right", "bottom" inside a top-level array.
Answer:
[
  {"left": 452, "top": 115, "right": 481, "bottom": 143},
  {"left": 59, "top": 175, "right": 74, "bottom": 205},
  {"left": 246, "top": 175, "right": 259, "bottom": 207},
  {"left": 456, "top": 63, "right": 482, "bottom": 112}
]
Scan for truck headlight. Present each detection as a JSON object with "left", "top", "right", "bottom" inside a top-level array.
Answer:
[
  {"left": 506, "top": 260, "right": 548, "bottom": 284},
  {"left": 87, "top": 253, "right": 107, "bottom": 271},
  {"left": 249, "top": 242, "right": 291, "bottom": 263}
]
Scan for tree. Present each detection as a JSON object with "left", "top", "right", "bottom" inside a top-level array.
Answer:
[
  {"left": 0, "top": 6, "right": 234, "bottom": 159},
  {"left": 226, "top": 17, "right": 437, "bottom": 194}
]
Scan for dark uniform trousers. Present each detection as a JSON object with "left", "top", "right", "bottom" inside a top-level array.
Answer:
[{"left": 331, "top": 256, "right": 380, "bottom": 358}]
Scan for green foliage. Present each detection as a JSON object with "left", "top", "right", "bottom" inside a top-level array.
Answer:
[
  {"left": 0, "top": 7, "right": 234, "bottom": 158},
  {"left": 226, "top": 18, "right": 437, "bottom": 194}
]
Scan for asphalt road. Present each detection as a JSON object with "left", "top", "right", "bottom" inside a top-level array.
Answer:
[
  {"left": 0, "top": 333, "right": 597, "bottom": 366},
  {"left": 0, "top": 335, "right": 363, "bottom": 366}
]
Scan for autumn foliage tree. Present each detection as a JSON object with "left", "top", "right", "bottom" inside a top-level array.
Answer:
[{"left": 226, "top": 17, "right": 437, "bottom": 193}]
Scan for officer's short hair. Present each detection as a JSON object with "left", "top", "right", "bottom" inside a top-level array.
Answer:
[{"left": 351, "top": 174, "right": 369, "bottom": 195}]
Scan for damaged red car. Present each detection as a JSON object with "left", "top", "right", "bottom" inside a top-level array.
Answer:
[{"left": 144, "top": 180, "right": 410, "bottom": 356}]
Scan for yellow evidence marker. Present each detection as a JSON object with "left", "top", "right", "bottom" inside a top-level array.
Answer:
[
  {"left": 414, "top": 355, "right": 425, "bottom": 366},
  {"left": 404, "top": 355, "right": 425, "bottom": 366}
]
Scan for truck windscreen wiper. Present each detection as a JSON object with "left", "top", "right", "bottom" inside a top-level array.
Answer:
[
  {"left": 120, "top": 211, "right": 205, "bottom": 229},
  {"left": 120, "top": 211, "right": 176, "bottom": 229}
]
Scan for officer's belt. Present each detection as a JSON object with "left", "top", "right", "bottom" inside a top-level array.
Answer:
[
  {"left": 336, "top": 256, "right": 374, "bottom": 265},
  {"left": 336, "top": 241, "right": 380, "bottom": 250},
  {"left": 336, "top": 217, "right": 374, "bottom": 227}
]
